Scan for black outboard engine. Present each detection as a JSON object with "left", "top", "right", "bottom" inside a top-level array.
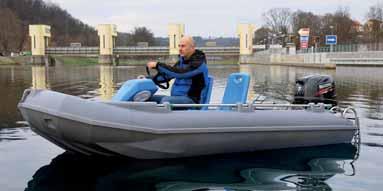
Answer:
[{"left": 293, "top": 75, "right": 337, "bottom": 106}]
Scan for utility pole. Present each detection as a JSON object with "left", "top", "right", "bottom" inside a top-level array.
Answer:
[{"left": 330, "top": 25, "right": 334, "bottom": 52}]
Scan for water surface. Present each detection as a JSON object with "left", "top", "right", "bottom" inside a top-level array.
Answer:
[{"left": 0, "top": 64, "right": 382, "bottom": 191}]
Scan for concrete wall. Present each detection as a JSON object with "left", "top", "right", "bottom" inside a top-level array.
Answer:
[{"left": 245, "top": 50, "right": 383, "bottom": 67}]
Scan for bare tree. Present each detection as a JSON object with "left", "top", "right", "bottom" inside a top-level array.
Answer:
[
  {"left": 320, "top": 7, "right": 357, "bottom": 44},
  {"left": 0, "top": 0, "right": 99, "bottom": 48},
  {"left": 0, "top": 8, "right": 23, "bottom": 54},
  {"left": 291, "top": 11, "right": 322, "bottom": 47},
  {"left": 263, "top": 8, "right": 292, "bottom": 34},
  {"left": 253, "top": 27, "right": 272, "bottom": 44},
  {"left": 116, "top": 32, "right": 132, "bottom": 46},
  {"left": 366, "top": 2, "right": 383, "bottom": 20},
  {"left": 292, "top": 11, "right": 321, "bottom": 35},
  {"left": 364, "top": 2, "right": 383, "bottom": 47},
  {"left": 128, "top": 27, "right": 155, "bottom": 46}
]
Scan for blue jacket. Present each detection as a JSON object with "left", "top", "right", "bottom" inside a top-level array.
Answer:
[{"left": 156, "top": 49, "right": 209, "bottom": 103}]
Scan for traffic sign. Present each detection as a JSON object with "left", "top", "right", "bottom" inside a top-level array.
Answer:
[
  {"left": 326, "top": 35, "right": 337, "bottom": 45},
  {"left": 301, "top": 42, "right": 308, "bottom": 48},
  {"left": 300, "top": 36, "right": 309, "bottom": 42},
  {"left": 298, "top": 28, "right": 310, "bottom": 36},
  {"left": 300, "top": 36, "right": 309, "bottom": 49}
]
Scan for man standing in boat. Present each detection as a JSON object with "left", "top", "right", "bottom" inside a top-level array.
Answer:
[{"left": 146, "top": 36, "right": 209, "bottom": 104}]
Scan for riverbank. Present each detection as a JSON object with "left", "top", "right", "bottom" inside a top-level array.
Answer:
[
  {"left": 54, "top": 56, "right": 239, "bottom": 66},
  {"left": 54, "top": 56, "right": 99, "bottom": 65},
  {"left": 0, "top": 56, "right": 32, "bottom": 65},
  {"left": 0, "top": 56, "right": 17, "bottom": 65},
  {"left": 243, "top": 50, "right": 383, "bottom": 68},
  {"left": 253, "top": 62, "right": 336, "bottom": 69}
]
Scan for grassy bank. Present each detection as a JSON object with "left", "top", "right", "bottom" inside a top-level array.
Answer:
[
  {"left": 208, "top": 59, "right": 239, "bottom": 65},
  {"left": 117, "top": 58, "right": 239, "bottom": 66},
  {"left": 55, "top": 56, "right": 98, "bottom": 65},
  {"left": 53, "top": 56, "right": 240, "bottom": 66},
  {"left": 0, "top": 56, "right": 17, "bottom": 65}
]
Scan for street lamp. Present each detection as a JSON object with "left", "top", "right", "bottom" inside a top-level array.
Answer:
[
  {"left": 280, "top": 34, "right": 287, "bottom": 47},
  {"left": 264, "top": 38, "right": 268, "bottom": 49},
  {"left": 329, "top": 25, "right": 334, "bottom": 52}
]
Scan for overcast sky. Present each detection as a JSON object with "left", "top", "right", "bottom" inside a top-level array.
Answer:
[{"left": 46, "top": 0, "right": 382, "bottom": 37}]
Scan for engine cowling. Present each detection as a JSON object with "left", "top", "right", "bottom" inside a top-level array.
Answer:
[{"left": 293, "top": 75, "right": 337, "bottom": 105}]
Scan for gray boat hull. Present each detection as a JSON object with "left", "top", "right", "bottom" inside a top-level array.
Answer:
[{"left": 18, "top": 89, "right": 357, "bottom": 159}]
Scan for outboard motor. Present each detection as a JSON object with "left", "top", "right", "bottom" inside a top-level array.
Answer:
[{"left": 293, "top": 75, "right": 337, "bottom": 106}]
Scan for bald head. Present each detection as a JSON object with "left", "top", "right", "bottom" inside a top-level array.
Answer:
[
  {"left": 181, "top": 36, "right": 195, "bottom": 47},
  {"left": 179, "top": 36, "right": 196, "bottom": 58}
]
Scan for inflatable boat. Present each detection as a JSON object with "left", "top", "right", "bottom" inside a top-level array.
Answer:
[{"left": 18, "top": 72, "right": 360, "bottom": 159}]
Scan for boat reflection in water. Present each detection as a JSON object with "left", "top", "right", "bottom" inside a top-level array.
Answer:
[{"left": 25, "top": 143, "right": 358, "bottom": 191}]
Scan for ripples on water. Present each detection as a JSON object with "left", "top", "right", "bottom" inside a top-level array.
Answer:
[
  {"left": 0, "top": 127, "right": 29, "bottom": 141},
  {"left": 0, "top": 64, "right": 382, "bottom": 190},
  {"left": 24, "top": 144, "right": 358, "bottom": 191}
]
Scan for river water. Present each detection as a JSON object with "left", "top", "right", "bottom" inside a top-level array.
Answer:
[{"left": 0, "top": 64, "right": 382, "bottom": 191}]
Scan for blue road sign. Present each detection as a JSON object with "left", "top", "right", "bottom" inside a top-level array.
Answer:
[
  {"left": 326, "top": 35, "right": 337, "bottom": 45},
  {"left": 300, "top": 36, "right": 309, "bottom": 42}
]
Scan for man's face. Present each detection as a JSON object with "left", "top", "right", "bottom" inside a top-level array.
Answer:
[{"left": 179, "top": 39, "right": 195, "bottom": 58}]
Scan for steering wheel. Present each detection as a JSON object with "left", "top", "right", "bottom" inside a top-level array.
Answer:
[{"left": 146, "top": 66, "right": 170, "bottom": 89}]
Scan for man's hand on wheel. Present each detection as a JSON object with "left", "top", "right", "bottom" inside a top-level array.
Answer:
[{"left": 147, "top": 61, "right": 157, "bottom": 69}]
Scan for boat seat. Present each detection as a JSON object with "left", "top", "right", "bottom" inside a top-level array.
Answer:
[
  {"left": 221, "top": 73, "right": 250, "bottom": 110},
  {"left": 112, "top": 79, "right": 158, "bottom": 102},
  {"left": 200, "top": 76, "right": 214, "bottom": 110}
]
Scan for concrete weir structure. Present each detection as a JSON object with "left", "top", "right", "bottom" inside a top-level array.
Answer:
[
  {"left": 168, "top": 24, "right": 185, "bottom": 62},
  {"left": 247, "top": 50, "right": 383, "bottom": 68},
  {"left": 168, "top": 24, "right": 185, "bottom": 55},
  {"left": 97, "top": 24, "right": 117, "bottom": 64},
  {"left": 33, "top": 23, "right": 260, "bottom": 65},
  {"left": 29, "top": 25, "right": 51, "bottom": 65},
  {"left": 237, "top": 24, "right": 256, "bottom": 63}
]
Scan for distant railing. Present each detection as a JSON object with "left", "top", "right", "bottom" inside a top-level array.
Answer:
[
  {"left": 46, "top": 47, "right": 99, "bottom": 55},
  {"left": 46, "top": 46, "right": 242, "bottom": 56},
  {"left": 297, "top": 43, "right": 383, "bottom": 54},
  {"left": 113, "top": 46, "right": 168, "bottom": 55},
  {"left": 200, "top": 47, "right": 240, "bottom": 55}
]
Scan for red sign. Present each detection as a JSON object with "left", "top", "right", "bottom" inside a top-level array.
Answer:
[
  {"left": 298, "top": 28, "right": 310, "bottom": 36},
  {"left": 300, "top": 36, "right": 309, "bottom": 49},
  {"left": 301, "top": 41, "right": 308, "bottom": 49}
]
